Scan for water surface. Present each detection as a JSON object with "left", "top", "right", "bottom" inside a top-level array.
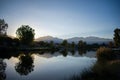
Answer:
[{"left": 0, "top": 51, "right": 96, "bottom": 80}]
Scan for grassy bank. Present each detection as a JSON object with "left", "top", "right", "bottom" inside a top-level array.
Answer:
[{"left": 70, "top": 47, "right": 120, "bottom": 80}]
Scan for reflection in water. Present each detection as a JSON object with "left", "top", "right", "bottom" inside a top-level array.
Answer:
[
  {"left": 60, "top": 49, "right": 88, "bottom": 57},
  {"left": 15, "top": 53, "right": 34, "bottom": 76},
  {"left": 33, "top": 55, "right": 96, "bottom": 80},
  {"left": 1, "top": 50, "right": 96, "bottom": 80},
  {"left": 60, "top": 49, "right": 68, "bottom": 57},
  {"left": 78, "top": 49, "right": 87, "bottom": 56},
  {"left": 70, "top": 49, "right": 76, "bottom": 55},
  {"left": 0, "top": 59, "right": 6, "bottom": 80}
]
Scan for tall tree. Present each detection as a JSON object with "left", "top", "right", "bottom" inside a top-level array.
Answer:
[
  {"left": 49, "top": 41, "right": 54, "bottom": 48},
  {"left": 61, "top": 40, "right": 68, "bottom": 47},
  {"left": 71, "top": 42, "right": 75, "bottom": 49},
  {"left": 16, "top": 25, "right": 35, "bottom": 45},
  {"left": 78, "top": 40, "right": 86, "bottom": 49},
  {"left": 0, "top": 19, "right": 8, "bottom": 36},
  {"left": 113, "top": 28, "right": 120, "bottom": 47}
]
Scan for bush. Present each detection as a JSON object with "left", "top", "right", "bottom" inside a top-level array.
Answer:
[{"left": 96, "top": 47, "right": 114, "bottom": 61}]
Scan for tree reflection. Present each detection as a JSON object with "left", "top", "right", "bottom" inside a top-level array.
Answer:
[
  {"left": 15, "top": 53, "right": 34, "bottom": 76},
  {"left": 0, "top": 59, "right": 6, "bottom": 80},
  {"left": 78, "top": 49, "right": 87, "bottom": 56},
  {"left": 60, "top": 49, "right": 68, "bottom": 57},
  {"left": 70, "top": 49, "right": 75, "bottom": 55}
]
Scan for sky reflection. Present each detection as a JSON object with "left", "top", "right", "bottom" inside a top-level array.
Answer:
[{"left": 4, "top": 52, "right": 96, "bottom": 80}]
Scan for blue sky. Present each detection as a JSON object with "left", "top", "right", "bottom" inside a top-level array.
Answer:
[{"left": 0, "top": 0, "right": 120, "bottom": 39}]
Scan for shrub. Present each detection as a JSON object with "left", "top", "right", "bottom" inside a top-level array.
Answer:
[{"left": 96, "top": 47, "right": 114, "bottom": 61}]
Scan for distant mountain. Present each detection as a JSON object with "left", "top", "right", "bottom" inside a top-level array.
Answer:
[
  {"left": 35, "top": 36, "right": 63, "bottom": 43},
  {"left": 35, "top": 36, "right": 113, "bottom": 44},
  {"left": 67, "top": 36, "right": 113, "bottom": 44}
]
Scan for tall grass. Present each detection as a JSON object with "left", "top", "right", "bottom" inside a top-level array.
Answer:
[
  {"left": 69, "top": 47, "right": 120, "bottom": 80},
  {"left": 96, "top": 47, "right": 114, "bottom": 61}
]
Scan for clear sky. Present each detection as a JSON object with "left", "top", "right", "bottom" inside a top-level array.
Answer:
[{"left": 0, "top": 0, "right": 120, "bottom": 39}]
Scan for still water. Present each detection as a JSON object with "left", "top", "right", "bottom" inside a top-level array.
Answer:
[{"left": 0, "top": 51, "right": 96, "bottom": 80}]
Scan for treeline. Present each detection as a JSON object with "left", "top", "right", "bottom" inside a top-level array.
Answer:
[{"left": 34, "top": 40, "right": 114, "bottom": 50}]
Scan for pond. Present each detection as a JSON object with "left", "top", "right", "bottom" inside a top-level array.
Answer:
[{"left": 0, "top": 50, "right": 97, "bottom": 80}]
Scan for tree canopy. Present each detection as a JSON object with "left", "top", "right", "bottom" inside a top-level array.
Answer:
[
  {"left": 16, "top": 25, "right": 35, "bottom": 45},
  {"left": 113, "top": 28, "right": 120, "bottom": 47},
  {"left": 78, "top": 40, "right": 86, "bottom": 49},
  {"left": 61, "top": 40, "right": 68, "bottom": 47},
  {"left": 0, "top": 19, "right": 8, "bottom": 36}
]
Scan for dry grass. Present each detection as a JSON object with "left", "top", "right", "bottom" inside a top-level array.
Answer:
[{"left": 96, "top": 47, "right": 114, "bottom": 61}]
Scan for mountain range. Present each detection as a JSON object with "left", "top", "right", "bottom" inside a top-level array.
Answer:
[{"left": 35, "top": 36, "right": 113, "bottom": 44}]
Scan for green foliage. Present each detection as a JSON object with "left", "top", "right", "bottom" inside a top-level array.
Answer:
[
  {"left": 114, "top": 28, "right": 120, "bottom": 47},
  {"left": 16, "top": 25, "right": 35, "bottom": 45},
  {"left": 0, "top": 19, "right": 8, "bottom": 36}
]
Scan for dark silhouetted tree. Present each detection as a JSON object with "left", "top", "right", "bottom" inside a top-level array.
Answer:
[
  {"left": 0, "top": 36, "right": 12, "bottom": 46},
  {"left": 0, "top": 19, "right": 8, "bottom": 36},
  {"left": 78, "top": 40, "right": 86, "bottom": 49},
  {"left": 61, "top": 40, "right": 68, "bottom": 48},
  {"left": 49, "top": 41, "right": 54, "bottom": 49},
  {"left": 16, "top": 25, "right": 35, "bottom": 45},
  {"left": 108, "top": 41, "right": 114, "bottom": 48},
  {"left": 71, "top": 42, "right": 75, "bottom": 49},
  {"left": 113, "top": 28, "right": 120, "bottom": 47}
]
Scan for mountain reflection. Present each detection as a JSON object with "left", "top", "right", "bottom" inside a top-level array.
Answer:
[
  {"left": 0, "top": 59, "right": 6, "bottom": 80},
  {"left": 15, "top": 53, "right": 34, "bottom": 76}
]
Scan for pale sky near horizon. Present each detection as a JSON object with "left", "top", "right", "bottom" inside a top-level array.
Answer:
[{"left": 0, "top": 0, "right": 120, "bottom": 39}]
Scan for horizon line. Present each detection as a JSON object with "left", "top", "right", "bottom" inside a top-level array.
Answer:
[{"left": 8, "top": 35, "right": 113, "bottom": 40}]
